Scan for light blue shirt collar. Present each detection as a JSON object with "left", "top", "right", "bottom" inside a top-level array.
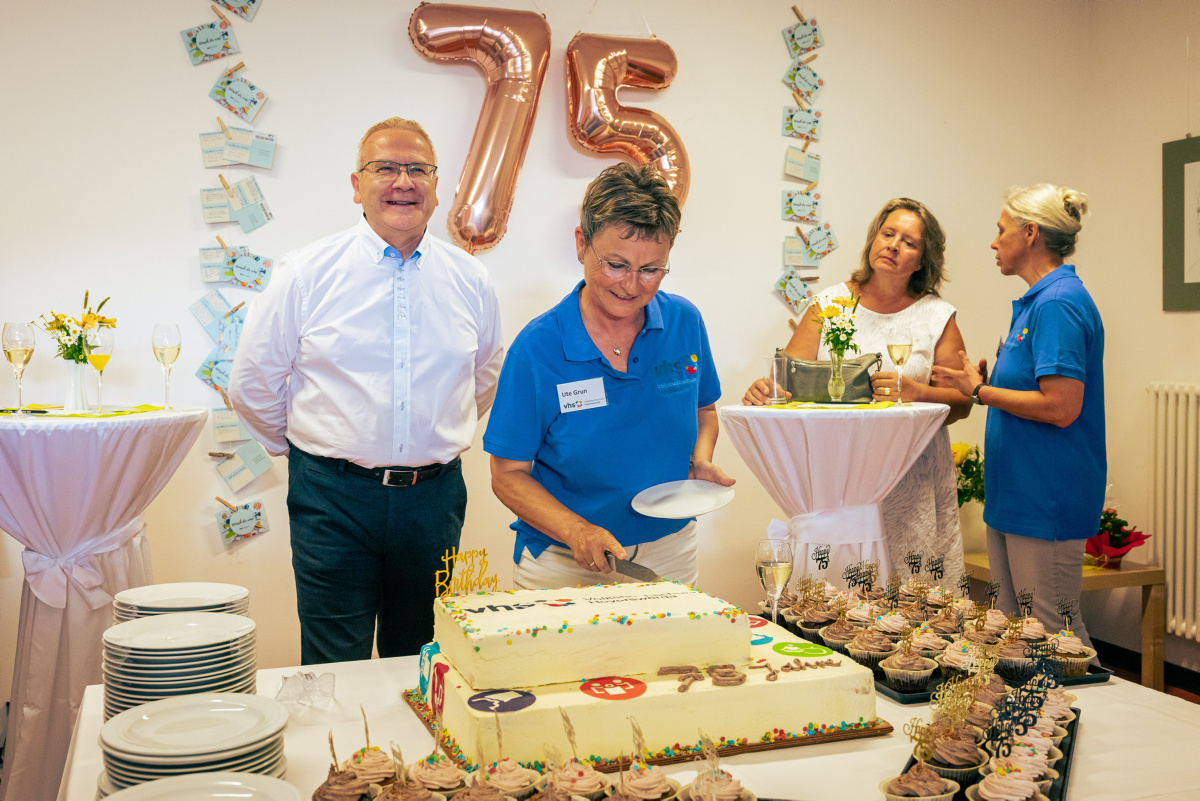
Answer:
[{"left": 355, "top": 216, "right": 429, "bottom": 267}]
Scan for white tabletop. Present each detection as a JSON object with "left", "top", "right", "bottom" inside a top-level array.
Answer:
[{"left": 58, "top": 654, "right": 1200, "bottom": 801}]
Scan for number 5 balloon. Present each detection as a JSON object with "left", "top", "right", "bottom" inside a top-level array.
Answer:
[
  {"left": 566, "top": 33, "right": 690, "bottom": 204},
  {"left": 409, "top": 3, "right": 551, "bottom": 252}
]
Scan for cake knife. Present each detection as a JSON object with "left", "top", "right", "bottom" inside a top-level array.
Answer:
[{"left": 605, "top": 553, "right": 662, "bottom": 582}]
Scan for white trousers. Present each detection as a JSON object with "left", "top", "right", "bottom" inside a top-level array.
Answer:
[{"left": 513, "top": 521, "right": 700, "bottom": 590}]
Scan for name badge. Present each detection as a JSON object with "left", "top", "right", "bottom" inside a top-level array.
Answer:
[{"left": 558, "top": 377, "right": 607, "bottom": 413}]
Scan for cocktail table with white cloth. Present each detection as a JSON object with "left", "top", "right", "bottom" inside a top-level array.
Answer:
[
  {"left": 56, "top": 650, "right": 1200, "bottom": 801},
  {"left": 0, "top": 407, "right": 206, "bottom": 801},
  {"left": 718, "top": 402, "right": 948, "bottom": 585}
]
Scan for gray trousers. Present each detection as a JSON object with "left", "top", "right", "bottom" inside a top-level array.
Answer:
[{"left": 985, "top": 526, "right": 1098, "bottom": 661}]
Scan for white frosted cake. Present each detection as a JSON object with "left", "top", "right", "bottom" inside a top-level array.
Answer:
[
  {"left": 417, "top": 583, "right": 881, "bottom": 769},
  {"left": 433, "top": 583, "right": 748, "bottom": 689}
]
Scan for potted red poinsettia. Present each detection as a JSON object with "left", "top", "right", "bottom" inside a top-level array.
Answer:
[{"left": 1085, "top": 508, "right": 1150, "bottom": 569}]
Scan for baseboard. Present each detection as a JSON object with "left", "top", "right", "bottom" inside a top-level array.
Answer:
[{"left": 1092, "top": 638, "right": 1200, "bottom": 695}]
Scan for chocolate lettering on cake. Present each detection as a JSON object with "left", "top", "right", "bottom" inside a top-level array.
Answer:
[{"left": 706, "top": 664, "right": 747, "bottom": 686}]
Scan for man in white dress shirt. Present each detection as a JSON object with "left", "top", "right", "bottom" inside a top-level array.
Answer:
[{"left": 229, "top": 117, "right": 504, "bottom": 663}]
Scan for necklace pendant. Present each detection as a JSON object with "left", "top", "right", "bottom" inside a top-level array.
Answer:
[{"left": 613, "top": 347, "right": 621, "bottom": 356}]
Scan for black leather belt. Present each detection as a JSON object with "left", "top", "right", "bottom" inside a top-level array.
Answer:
[{"left": 341, "top": 457, "right": 461, "bottom": 487}]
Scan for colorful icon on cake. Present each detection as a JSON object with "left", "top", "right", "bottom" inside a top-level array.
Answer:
[
  {"left": 541, "top": 599, "right": 575, "bottom": 608},
  {"left": 579, "top": 676, "right": 647, "bottom": 701},
  {"left": 430, "top": 662, "right": 450, "bottom": 719},
  {"left": 751, "top": 632, "right": 773, "bottom": 646},
  {"left": 418, "top": 642, "right": 441, "bottom": 698},
  {"left": 772, "top": 641, "right": 834, "bottom": 658},
  {"left": 467, "top": 689, "right": 537, "bottom": 713},
  {"left": 748, "top": 616, "right": 769, "bottom": 629}
]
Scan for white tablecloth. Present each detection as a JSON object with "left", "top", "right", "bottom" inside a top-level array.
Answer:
[
  {"left": 57, "top": 653, "right": 1200, "bottom": 801},
  {"left": 0, "top": 408, "right": 206, "bottom": 801},
  {"left": 718, "top": 403, "right": 948, "bottom": 585}
]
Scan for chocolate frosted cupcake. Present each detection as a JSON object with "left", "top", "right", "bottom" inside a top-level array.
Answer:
[
  {"left": 934, "top": 640, "right": 973, "bottom": 680},
  {"left": 455, "top": 781, "right": 508, "bottom": 801},
  {"left": 687, "top": 769, "right": 748, "bottom": 801},
  {"left": 410, "top": 756, "right": 469, "bottom": 797},
  {"left": 962, "top": 628, "right": 1000, "bottom": 645},
  {"left": 925, "top": 737, "right": 987, "bottom": 786},
  {"left": 313, "top": 764, "right": 371, "bottom": 801},
  {"left": 899, "top": 604, "right": 929, "bottom": 623},
  {"left": 872, "top": 613, "right": 911, "bottom": 640},
  {"left": 994, "top": 638, "right": 1032, "bottom": 682},
  {"left": 1045, "top": 630, "right": 1096, "bottom": 677},
  {"left": 816, "top": 619, "right": 860, "bottom": 654},
  {"left": 911, "top": 627, "right": 951, "bottom": 659},
  {"left": 378, "top": 783, "right": 440, "bottom": 801},
  {"left": 474, "top": 759, "right": 540, "bottom": 801},
  {"left": 540, "top": 760, "right": 609, "bottom": 801},
  {"left": 964, "top": 766, "right": 1049, "bottom": 801},
  {"left": 606, "top": 762, "right": 679, "bottom": 801},
  {"left": 924, "top": 613, "right": 960, "bottom": 637},
  {"left": 879, "top": 651, "right": 937, "bottom": 693},
  {"left": 796, "top": 603, "right": 838, "bottom": 640},
  {"left": 846, "top": 629, "right": 897, "bottom": 673},
  {"left": 342, "top": 746, "right": 396, "bottom": 786},
  {"left": 878, "top": 762, "right": 958, "bottom": 801},
  {"left": 971, "top": 674, "right": 1008, "bottom": 707}
]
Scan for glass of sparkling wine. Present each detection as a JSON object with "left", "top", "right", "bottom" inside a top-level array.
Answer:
[
  {"left": 151, "top": 324, "right": 181, "bottom": 409},
  {"left": 887, "top": 327, "right": 912, "bottom": 403},
  {"left": 755, "top": 538, "right": 795, "bottom": 625},
  {"left": 2, "top": 323, "right": 35, "bottom": 415},
  {"left": 87, "top": 327, "right": 115, "bottom": 413}
]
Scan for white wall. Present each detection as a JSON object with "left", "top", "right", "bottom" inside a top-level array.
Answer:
[{"left": 2, "top": 0, "right": 1199, "bottom": 708}]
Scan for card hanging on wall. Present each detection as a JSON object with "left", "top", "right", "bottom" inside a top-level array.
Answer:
[
  {"left": 189, "top": 289, "right": 233, "bottom": 343},
  {"left": 772, "top": 269, "right": 814, "bottom": 316},
  {"left": 784, "top": 237, "right": 818, "bottom": 268},
  {"left": 216, "top": 500, "right": 269, "bottom": 546},
  {"left": 783, "top": 60, "right": 825, "bottom": 105},
  {"left": 199, "top": 246, "right": 273, "bottom": 292},
  {"left": 803, "top": 223, "right": 839, "bottom": 260},
  {"left": 181, "top": 21, "right": 239, "bottom": 66},
  {"left": 782, "top": 18, "right": 824, "bottom": 58},
  {"left": 213, "top": 406, "right": 254, "bottom": 442},
  {"left": 218, "top": 305, "right": 246, "bottom": 353},
  {"left": 782, "top": 189, "right": 822, "bottom": 224},
  {"left": 200, "top": 177, "right": 273, "bottom": 233},
  {"left": 784, "top": 147, "right": 821, "bottom": 183},
  {"left": 199, "top": 127, "right": 276, "bottom": 169},
  {"left": 215, "top": 440, "right": 273, "bottom": 492},
  {"left": 210, "top": 72, "right": 268, "bottom": 123},
  {"left": 197, "top": 348, "right": 234, "bottom": 390},
  {"left": 782, "top": 106, "right": 822, "bottom": 140},
  {"left": 217, "top": 0, "right": 262, "bottom": 22}
]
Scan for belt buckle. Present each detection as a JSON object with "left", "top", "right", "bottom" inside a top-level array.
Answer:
[{"left": 381, "top": 469, "right": 417, "bottom": 488}]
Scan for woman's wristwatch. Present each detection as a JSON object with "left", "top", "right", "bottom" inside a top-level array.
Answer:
[{"left": 971, "top": 383, "right": 986, "bottom": 405}]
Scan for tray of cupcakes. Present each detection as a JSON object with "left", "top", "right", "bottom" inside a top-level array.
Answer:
[{"left": 882, "top": 650, "right": 1082, "bottom": 801}]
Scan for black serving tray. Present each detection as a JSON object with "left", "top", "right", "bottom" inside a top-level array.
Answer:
[
  {"left": 899, "top": 707, "right": 1080, "bottom": 801},
  {"left": 876, "top": 664, "right": 1112, "bottom": 705}
]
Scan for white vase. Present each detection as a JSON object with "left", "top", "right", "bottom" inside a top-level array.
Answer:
[
  {"left": 64, "top": 360, "right": 88, "bottom": 413},
  {"left": 958, "top": 500, "right": 987, "bottom": 555}
]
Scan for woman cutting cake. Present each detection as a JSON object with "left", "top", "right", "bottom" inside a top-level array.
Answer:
[
  {"left": 742, "top": 198, "right": 972, "bottom": 589},
  {"left": 484, "top": 163, "right": 734, "bottom": 589}
]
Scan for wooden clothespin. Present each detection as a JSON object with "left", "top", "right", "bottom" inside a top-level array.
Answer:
[
  {"left": 800, "top": 53, "right": 819, "bottom": 65},
  {"left": 805, "top": 180, "right": 819, "bottom": 194},
  {"left": 217, "top": 117, "right": 232, "bottom": 141},
  {"left": 216, "top": 496, "right": 238, "bottom": 511},
  {"left": 216, "top": 235, "right": 234, "bottom": 258},
  {"left": 222, "top": 61, "right": 245, "bottom": 79},
  {"left": 209, "top": 452, "right": 235, "bottom": 458},
  {"left": 801, "top": 138, "right": 812, "bottom": 152},
  {"left": 218, "top": 174, "right": 234, "bottom": 198},
  {"left": 216, "top": 385, "right": 234, "bottom": 411},
  {"left": 224, "top": 301, "right": 245, "bottom": 319},
  {"left": 791, "top": 5, "right": 807, "bottom": 22},
  {"left": 211, "top": 4, "right": 232, "bottom": 25},
  {"left": 794, "top": 225, "right": 810, "bottom": 244},
  {"left": 788, "top": 318, "right": 798, "bottom": 330},
  {"left": 791, "top": 90, "right": 808, "bottom": 110}
]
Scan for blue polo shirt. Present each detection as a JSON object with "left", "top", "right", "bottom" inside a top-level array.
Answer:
[
  {"left": 984, "top": 265, "right": 1106, "bottom": 541},
  {"left": 484, "top": 281, "right": 722, "bottom": 562}
]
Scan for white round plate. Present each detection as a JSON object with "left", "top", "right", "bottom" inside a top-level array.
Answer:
[
  {"left": 105, "top": 741, "right": 284, "bottom": 781},
  {"left": 103, "top": 638, "right": 256, "bottom": 662},
  {"left": 631, "top": 479, "right": 736, "bottom": 519},
  {"left": 104, "top": 676, "right": 256, "bottom": 703},
  {"left": 103, "top": 614, "right": 256, "bottom": 651},
  {"left": 103, "top": 656, "right": 255, "bottom": 685},
  {"left": 114, "top": 583, "right": 249, "bottom": 609},
  {"left": 102, "top": 772, "right": 301, "bottom": 801},
  {"left": 104, "top": 738, "right": 283, "bottom": 773},
  {"left": 100, "top": 694, "right": 287, "bottom": 757},
  {"left": 104, "top": 651, "right": 256, "bottom": 679}
]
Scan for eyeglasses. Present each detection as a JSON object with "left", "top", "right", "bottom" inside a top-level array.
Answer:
[
  {"left": 359, "top": 161, "right": 438, "bottom": 181},
  {"left": 587, "top": 246, "right": 670, "bottom": 284}
]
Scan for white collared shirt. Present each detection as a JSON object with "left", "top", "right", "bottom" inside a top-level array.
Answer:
[{"left": 229, "top": 218, "right": 504, "bottom": 468}]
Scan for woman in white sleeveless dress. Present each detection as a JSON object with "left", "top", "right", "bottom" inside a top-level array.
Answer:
[{"left": 744, "top": 198, "right": 973, "bottom": 592}]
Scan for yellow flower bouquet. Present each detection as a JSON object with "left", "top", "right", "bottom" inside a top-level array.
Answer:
[
  {"left": 953, "top": 442, "right": 984, "bottom": 507},
  {"left": 814, "top": 294, "right": 860, "bottom": 356},
  {"left": 37, "top": 291, "right": 116, "bottom": 364}
]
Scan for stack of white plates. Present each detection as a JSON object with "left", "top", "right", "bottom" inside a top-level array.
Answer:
[
  {"left": 113, "top": 583, "right": 249, "bottom": 623},
  {"left": 102, "top": 613, "right": 257, "bottom": 720},
  {"left": 96, "top": 694, "right": 289, "bottom": 799},
  {"left": 103, "top": 771, "right": 302, "bottom": 801}
]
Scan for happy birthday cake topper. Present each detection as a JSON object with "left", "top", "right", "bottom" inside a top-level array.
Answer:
[
  {"left": 842, "top": 562, "right": 861, "bottom": 589},
  {"left": 559, "top": 707, "right": 578, "bottom": 760},
  {"left": 885, "top": 575, "right": 901, "bottom": 611},
  {"left": 925, "top": 553, "right": 945, "bottom": 582},
  {"left": 957, "top": 570, "right": 973, "bottom": 598},
  {"left": 811, "top": 544, "right": 830, "bottom": 571},
  {"left": 1016, "top": 587, "right": 1034, "bottom": 618},
  {"left": 630, "top": 717, "right": 647, "bottom": 761},
  {"left": 390, "top": 741, "right": 405, "bottom": 783},
  {"left": 930, "top": 676, "right": 971, "bottom": 731},
  {"left": 862, "top": 560, "right": 879, "bottom": 592},
  {"left": 1057, "top": 597, "right": 1078, "bottom": 631},
  {"left": 795, "top": 575, "right": 815, "bottom": 604},
  {"left": 904, "top": 549, "right": 923, "bottom": 576},
  {"left": 985, "top": 580, "right": 1000, "bottom": 609},
  {"left": 903, "top": 717, "right": 936, "bottom": 763},
  {"left": 981, "top": 704, "right": 1018, "bottom": 758},
  {"left": 1021, "top": 639, "right": 1061, "bottom": 687},
  {"left": 831, "top": 595, "right": 849, "bottom": 622},
  {"left": 698, "top": 729, "right": 720, "bottom": 774},
  {"left": 971, "top": 605, "right": 989, "bottom": 633},
  {"left": 436, "top": 547, "right": 499, "bottom": 597},
  {"left": 898, "top": 626, "right": 915, "bottom": 654},
  {"left": 963, "top": 643, "right": 999, "bottom": 678},
  {"left": 1004, "top": 614, "right": 1024, "bottom": 642}
]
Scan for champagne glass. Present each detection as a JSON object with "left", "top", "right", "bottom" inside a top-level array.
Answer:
[
  {"left": 755, "top": 538, "right": 795, "bottom": 625},
  {"left": 2, "top": 323, "right": 35, "bottom": 415},
  {"left": 886, "top": 327, "right": 912, "bottom": 403},
  {"left": 87, "top": 327, "right": 115, "bottom": 413},
  {"left": 151, "top": 324, "right": 182, "bottom": 409}
]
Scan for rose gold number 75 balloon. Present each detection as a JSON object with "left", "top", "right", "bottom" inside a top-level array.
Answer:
[
  {"left": 409, "top": 3, "right": 551, "bottom": 253},
  {"left": 566, "top": 33, "right": 690, "bottom": 204}
]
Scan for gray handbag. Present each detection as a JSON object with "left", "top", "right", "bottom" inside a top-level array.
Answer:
[{"left": 776, "top": 349, "right": 883, "bottom": 403}]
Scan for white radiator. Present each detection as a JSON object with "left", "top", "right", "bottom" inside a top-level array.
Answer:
[{"left": 1149, "top": 382, "right": 1200, "bottom": 642}]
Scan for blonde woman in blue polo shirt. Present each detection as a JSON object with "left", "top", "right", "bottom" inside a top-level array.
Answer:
[
  {"left": 935, "top": 184, "right": 1103, "bottom": 657},
  {"left": 484, "top": 163, "right": 735, "bottom": 590}
]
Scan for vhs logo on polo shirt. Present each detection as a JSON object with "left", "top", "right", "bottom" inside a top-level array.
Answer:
[
  {"left": 557, "top": 377, "right": 607, "bottom": 413},
  {"left": 654, "top": 354, "right": 699, "bottom": 396}
]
